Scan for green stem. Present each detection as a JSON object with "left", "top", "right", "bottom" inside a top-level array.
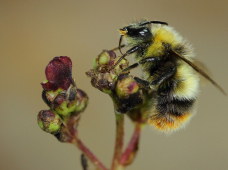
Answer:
[{"left": 111, "top": 113, "right": 125, "bottom": 170}]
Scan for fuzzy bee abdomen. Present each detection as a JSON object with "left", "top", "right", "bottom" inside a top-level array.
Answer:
[{"left": 149, "top": 62, "right": 199, "bottom": 133}]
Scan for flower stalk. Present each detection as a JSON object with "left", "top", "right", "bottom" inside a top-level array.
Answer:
[
  {"left": 120, "top": 123, "right": 141, "bottom": 166},
  {"left": 111, "top": 113, "right": 125, "bottom": 170},
  {"left": 72, "top": 131, "right": 108, "bottom": 170},
  {"left": 86, "top": 50, "right": 147, "bottom": 169}
]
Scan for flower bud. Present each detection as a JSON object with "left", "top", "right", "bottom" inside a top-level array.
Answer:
[
  {"left": 93, "top": 50, "right": 116, "bottom": 71},
  {"left": 37, "top": 110, "right": 63, "bottom": 134},
  {"left": 42, "top": 88, "right": 63, "bottom": 108},
  {"left": 53, "top": 85, "right": 78, "bottom": 116},
  {"left": 112, "top": 74, "right": 143, "bottom": 113},
  {"left": 86, "top": 50, "right": 129, "bottom": 94},
  {"left": 115, "top": 74, "right": 139, "bottom": 99},
  {"left": 41, "top": 56, "right": 75, "bottom": 91},
  {"left": 74, "top": 89, "right": 89, "bottom": 113},
  {"left": 54, "top": 125, "right": 73, "bottom": 143}
]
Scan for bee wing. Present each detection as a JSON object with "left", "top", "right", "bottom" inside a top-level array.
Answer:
[
  {"left": 193, "top": 59, "right": 212, "bottom": 86},
  {"left": 172, "top": 50, "right": 227, "bottom": 95}
]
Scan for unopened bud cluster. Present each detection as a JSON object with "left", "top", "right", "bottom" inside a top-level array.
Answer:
[
  {"left": 42, "top": 85, "right": 88, "bottom": 116},
  {"left": 86, "top": 50, "right": 143, "bottom": 113}
]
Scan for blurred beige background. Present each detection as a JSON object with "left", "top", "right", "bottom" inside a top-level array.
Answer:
[{"left": 1, "top": 0, "right": 228, "bottom": 170}]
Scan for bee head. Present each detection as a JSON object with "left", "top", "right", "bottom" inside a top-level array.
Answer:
[
  {"left": 118, "top": 20, "right": 168, "bottom": 47},
  {"left": 119, "top": 26, "right": 152, "bottom": 40},
  {"left": 118, "top": 24, "right": 152, "bottom": 54}
]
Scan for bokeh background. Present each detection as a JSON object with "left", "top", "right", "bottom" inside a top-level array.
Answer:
[{"left": 1, "top": 0, "right": 228, "bottom": 170}]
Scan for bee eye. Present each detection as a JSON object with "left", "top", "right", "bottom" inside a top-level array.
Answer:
[
  {"left": 122, "top": 27, "right": 128, "bottom": 31},
  {"left": 139, "top": 28, "right": 149, "bottom": 36}
]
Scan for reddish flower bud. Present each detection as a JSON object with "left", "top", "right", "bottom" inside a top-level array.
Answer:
[{"left": 41, "top": 56, "right": 75, "bottom": 91}]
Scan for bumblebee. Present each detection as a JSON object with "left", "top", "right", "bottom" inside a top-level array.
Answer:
[{"left": 111, "top": 20, "right": 226, "bottom": 133}]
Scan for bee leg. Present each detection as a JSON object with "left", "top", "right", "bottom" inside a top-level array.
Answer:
[
  {"left": 151, "top": 62, "right": 176, "bottom": 86},
  {"left": 133, "top": 77, "right": 151, "bottom": 89},
  {"left": 112, "top": 46, "right": 140, "bottom": 68},
  {"left": 138, "top": 57, "right": 160, "bottom": 64},
  {"left": 120, "top": 63, "right": 152, "bottom": 89},
  {"left": 119, "top": 57, "right": 161, "bottom": 88},
  {"left": 121, "top": 56, "right": 160, "bottom": 74},
  {"left": 110, "top": 44, "right": 126, "bottom": 51},
  {"left": 111, "top": 62, "right": 139, "bottom": 84},
  {"left": 121, "top": 63, "right": 139, "bottom": 73},
  {"left": 111, "top": 62, "right": 139, "bottom": 85}
]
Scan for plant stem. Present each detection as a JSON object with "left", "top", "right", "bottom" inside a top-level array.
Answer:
[
  {"left": 66, "top": 116, "right": 108, "bottom": 170},
  {"left": 111, "top": 113, "right": 125, "bottom": 170},
  {"left": 120, "top": 123, "right": 141, "bottom": 166},
  {"left": 73, "top": 131, "right": 108, "bottom": 170}
]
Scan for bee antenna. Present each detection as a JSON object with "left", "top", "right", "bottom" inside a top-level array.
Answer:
[
  {"left": 140, "top": 21, "right": 168, "bottom": 26},
  {"left": 119, "top": 35, "right": 123, "bottom": 55}
]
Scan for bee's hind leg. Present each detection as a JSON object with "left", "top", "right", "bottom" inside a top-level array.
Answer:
[
  {"left": 122, "top": 57, "right": 160, "bottom": 73},
  {"left": 117, "top": 62, "right": 151, "bottom": 89},
  {"left": 119, "top": 63, "right": 151, "bottom": 89},
  {"left": 120, "top": 57, "right": 161, "bottom": 89},
  {"left": 133, "top": 77, "right": 151, "bottom": 89},
  {"left": 121, "top": 63, "right": 139, "bottom": 73}
]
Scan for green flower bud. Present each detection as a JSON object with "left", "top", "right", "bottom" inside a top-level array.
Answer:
[
  {"left": 115, "top": 75, "right": 139, "bottom": 99},
  {"left": 93, "top": 50, "right": 116, "bottom": 71},
  {"left": 112, "top": 74, "right": 143, "bottom": 113},
  {"left": 37, "top": 110, "right": 63, "bottom": 134},
  {"left": 42, "top": 88, "right": 63, "bottom": 108},
  {"left": 74, "top": 89, "right": 89, "bottom": 113},
  {"left": 112, "top": 56, "right": 129, "bottom": 76},
  {"left": 53, "top": 85, "right": 78, "bottom": 116},
  {"left": 86, "top": 50, "right": 129, "bottom": 94}
]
